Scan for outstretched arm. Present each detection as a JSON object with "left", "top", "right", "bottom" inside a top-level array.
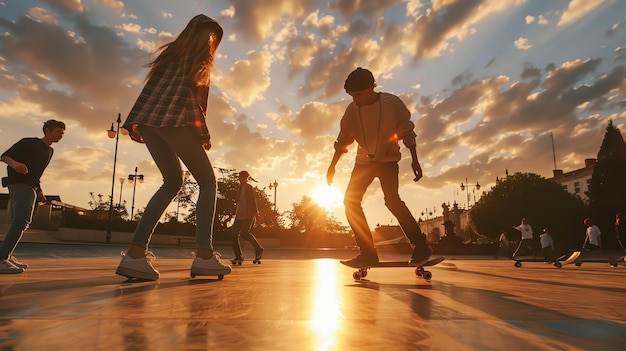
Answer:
[
  {"left": 408, "top": 146, "right": 422, "bottom": 182},
  {"left": 326, "top": 150, "right": 343, "bottom": 185}
]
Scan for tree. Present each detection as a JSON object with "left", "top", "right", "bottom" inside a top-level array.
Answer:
[
  {"left": 287, "top": 195, "right": 349, "bottom": 235},
  {"left": 469, "top": 172, "right": 585, "bottom": 251},
  {"left": 587, "top": 120, "right": 626, "bottom": 246}
]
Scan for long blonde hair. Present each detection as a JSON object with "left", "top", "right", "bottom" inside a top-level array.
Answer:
[{"left": 146, "top": 15, "right": 223, "bottom": 87}]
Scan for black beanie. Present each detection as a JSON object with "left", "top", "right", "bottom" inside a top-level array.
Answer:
[{"left": 344, "top": 67, "right": 375, "bottom": 92}]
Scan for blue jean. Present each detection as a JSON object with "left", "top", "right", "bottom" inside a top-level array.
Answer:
[
  {"left": 343, "top": 162, "right": 427, "bottom": 255},
  {"left": 132, "top": 125, "right": 217, "bottom": 250},
  {"left": 0, "top": 183, "right": 36, "bottom": 260}
]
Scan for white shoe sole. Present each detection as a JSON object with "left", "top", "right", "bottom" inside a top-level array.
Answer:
[{"left": 116, "top": 266, "right": 159, "bottom": 280}]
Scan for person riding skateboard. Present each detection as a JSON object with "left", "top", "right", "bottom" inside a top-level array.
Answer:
[{"left": 326, "top": 67, "right": 432, "bottom": 267}]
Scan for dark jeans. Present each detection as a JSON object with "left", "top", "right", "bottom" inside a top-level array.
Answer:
[
  {"left": 343, "top": 162, "right": 427, "bottom": 255},
  {"left": 0, "top": 184, "right": 36, "bottom": 261},
  {"left": 231, "top": 218, "right": 263, "bottom": 259}
]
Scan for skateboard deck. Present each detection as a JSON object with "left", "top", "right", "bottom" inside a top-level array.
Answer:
[
  {"left": 567, "top": 250, "right": 625, "bottom": 267},
  {"left": 512, "top": 254, "right": 569, "bottom": 268},
  {"left": 343, "top": 256, "right": 445, "bottom": 281}
]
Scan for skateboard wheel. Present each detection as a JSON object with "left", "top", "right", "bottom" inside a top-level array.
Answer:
[
  {"left": 360, "top": 270, "right": 367, "bottom": 278},
  {"left": 415, "top": 267, "right": 423, "bottom": 277},
  {"left": 353, "top": 271, "right": 362, "bottom": 280},
  {"left": 423, "top": 271, "right": 432, "bottom": 281},
  {"left": 555, "top": 262, "right": 562, "bottom": 268},
  {"left": 575, "top": 262, "right": 582, "bottom": 267},
  {"left": 218, "top": 274, "right": 224, "bottom": 280},
  {"left": 514, "top": 262, "right": 522, "bottom": 268},
  {"left": 190, "top": 273, "right": 196, "bottom": 278}
]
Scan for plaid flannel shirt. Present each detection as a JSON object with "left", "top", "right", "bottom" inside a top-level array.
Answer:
[{"left": 123, "top": 56, "right": 210, "bottom": 145}]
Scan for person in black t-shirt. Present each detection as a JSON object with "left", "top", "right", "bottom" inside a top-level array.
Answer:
[{"left": 0, "top": 119, "right": 65, "bottom": 273}]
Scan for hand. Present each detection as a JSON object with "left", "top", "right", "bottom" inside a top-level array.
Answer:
[
  {"left": 203, "top": 141, "right": 212, "bottom": 150},
  {"left": 411, "top": 160, "right": 422, "bottom": 182},
  {"left": 37, "top": 192, "right": 46, "bottom": 205},
  {"left": 326, "top": 166, "right": 335, "bottom": 185},
  {"left": 13, "top": 162, "right": 28, "bottom": 174}
]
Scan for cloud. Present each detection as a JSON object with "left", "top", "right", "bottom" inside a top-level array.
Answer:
[
  {"left": 0, "top": 14, "right": 148, "bottom": 132},
  {"left": 557, "top": 0, "right": 604, "bottom": 27},
  {"left": 514, "top": 37, "right": 532, "bottom": 50},
  {"left": 215, "top": 46, "right": 273, "bottom": 108},
  {"left": 41, "top": 0, "right": 83, "bottom": 13}
]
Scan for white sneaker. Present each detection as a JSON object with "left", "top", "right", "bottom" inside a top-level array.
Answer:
[
  {"left": 0, "top": 259, "right": 24, "bottom": 274},
  {"left": 115, "top": 251, "right": 159, "bottom": 280},
  {"left": 190, "top": 252, "right": 232, "bottom": 277},
  {"left": 8, "top": 255, "right": 28, "bottom": 269}
]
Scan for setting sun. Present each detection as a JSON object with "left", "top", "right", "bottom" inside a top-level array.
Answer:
[{"left": 311, "top": 184, "right": 343, "bottom": 211}]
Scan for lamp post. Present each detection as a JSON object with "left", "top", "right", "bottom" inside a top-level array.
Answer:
[
  {"left": 496, "top": 169, "right": 509, "bottom": 184},
  {"left": 268, "top": 180, "right": 278, "bottom": 212},
  {"left": 106, "top": 113, "right": 127, "bottom": 244},
  {"left": 176, "top": 171, "right": 191, "bottom": 221},
  {"left": 421, "top": 207, "right": 436, "bottom": 236},
  {"left": 118, "top": 177, "right": 125, "bottom": 209},
  {"left": 460, "top": 178, "right": 480, "bottom": 209},
  {"left": 127, "top": 166, "right": 144, "bottom": 220}
]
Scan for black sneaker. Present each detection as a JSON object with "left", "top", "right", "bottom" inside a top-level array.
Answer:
[
  {"left": 410, "top": 245, "right": 433, "bottom": 266},
  {"left": 340, "top": 252, "right": 379, "bottom": 268}
]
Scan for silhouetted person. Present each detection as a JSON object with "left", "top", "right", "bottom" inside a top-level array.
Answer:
[
  {"left": 539, "top": 228, "right": 555, "bottom": 262},
  {"left": 230, "top": 171, "right": 264, "bottom": 264},
  {"left": 583, "top": 218, "right": 601, "bottom": 251},
  {"left": 326, "top": 67, "right": 432, "bottom": 267},
  {"left": 512, "top": 218, "right": 534, "bottom": 257}
]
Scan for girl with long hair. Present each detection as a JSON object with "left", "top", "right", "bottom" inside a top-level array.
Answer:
[{"left": 116, "top": 15, "right": 231, "bottom": 280}]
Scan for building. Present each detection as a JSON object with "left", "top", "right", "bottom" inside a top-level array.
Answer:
[
  {"left": 549, "top": 158, "right": 596, "bottom": 203},
  {"left": 1, "top": 193, "right": 88, "bottom": 230}
]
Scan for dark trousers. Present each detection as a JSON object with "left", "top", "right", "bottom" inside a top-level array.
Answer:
[
  {"left": 231, "top": 218, "right": 263, "bottom": 259},
  {"left": 542, "top": 246, "right": 555, "bottom": 262},
  {"left": 513, "top": 239, "right": 535, "bottom": 257},
  {"left": 343, "top": 162, "right": 427, "bottom": 255}
]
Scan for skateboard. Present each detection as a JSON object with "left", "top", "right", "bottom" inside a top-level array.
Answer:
[
  {"left": 512, "top": 254, "right": 569, "bottom": 268},
  {"left": 343, "top": 256, "right": 445, "bottom": 282},
  {"left": 190, "top": 270, "right": 225, "bottom": 279},
  {"left": 569, "top": 250, "right": 624, "bottom": 267},
  {"left": 231, "top": 250, "right": 263, "bottom": 265}
]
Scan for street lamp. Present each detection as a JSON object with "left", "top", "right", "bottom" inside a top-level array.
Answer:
[
  {"left": 176, "top": 171, "right": 191, "bottom": 221},
  {"left": 128, "top": 166, "right": 144, "bottom": 220},
  {"left": 460, "top": 178, "right": 480, "bottom": 209},
  {"left": 118, "top": 177, "right": 125, "bottom": 209},
  {"left": 421, "top": 207, "right": 436, "bottom": 235},
  {"left": 106, "top": 113, "right": 127, "bottom": 244},
  {"left": 496, "top": 169, "right": 509, "bottom": 184},
  {"left": 268, "top": 180, "right": 278, "bottom": 212}
]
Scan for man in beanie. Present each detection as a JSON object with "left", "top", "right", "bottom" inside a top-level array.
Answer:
[{"left": 326, "top": 67, "right": 433, "bottom": 267}]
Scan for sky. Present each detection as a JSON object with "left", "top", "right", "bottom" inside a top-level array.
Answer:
[{"left": 1, "top": 0, "right": 625, "bottom": 229}]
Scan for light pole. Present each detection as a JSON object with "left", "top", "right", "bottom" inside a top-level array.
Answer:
[
  {"left": 421, "top": 207, "right": 436, "bottom": 236},
  {"left": 128, "top": 166, "right": 144, "bottom": 220},
  {"left": 176, "top": 171, "right": 191, "bottom": 221},
  {"left": 106, "top": 113, "right": 127, "bottom": 244},
  {"left": 268, "top": 180, "right": 278, "bottom": 212},
  {"left": 118, "top": 177, "right": 125, "bottom": 209},
  {"left": 460, "top": 178, "right": 480, "bottom": 209},
  {"left": 496, "top": 169, "right": 509, "bottom": 184}
]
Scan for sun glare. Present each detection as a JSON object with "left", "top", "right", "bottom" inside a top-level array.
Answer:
[{"left": 311, "top": 184, "right": 343, "bottom": 210}]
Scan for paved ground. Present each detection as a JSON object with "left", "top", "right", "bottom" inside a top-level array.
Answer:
[{"left": 1, "top": 243, "right": 625, "bottom": 351}]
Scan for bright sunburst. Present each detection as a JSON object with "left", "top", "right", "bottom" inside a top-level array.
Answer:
[{"left": 311, "top": 184, "right": 343, "bottom": 211}]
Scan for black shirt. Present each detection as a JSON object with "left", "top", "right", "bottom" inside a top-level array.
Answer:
[{"left": 2, "top": 138, "right": 53, "bottom": 192}]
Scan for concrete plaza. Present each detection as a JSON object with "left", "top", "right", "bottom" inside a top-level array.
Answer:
[{"left": 1, "top": 240, "right": 625, "bottom": 350}]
